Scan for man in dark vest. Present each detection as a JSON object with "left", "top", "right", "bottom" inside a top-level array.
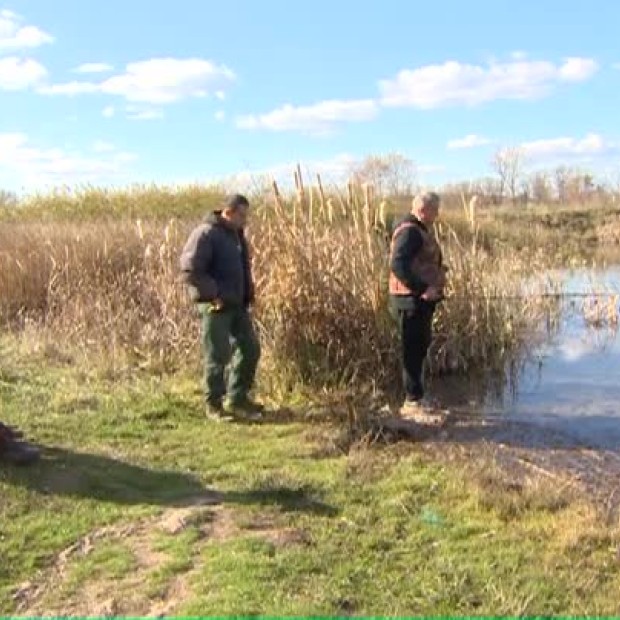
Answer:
[
  {"left": 180, "top": 194, "right": 263, "bottom": 422},
  {"left": 388, "top": 192, "right": 447, "bottom": 418}
]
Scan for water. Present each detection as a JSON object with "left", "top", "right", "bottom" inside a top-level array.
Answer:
[{"left": 433, "top": 265, "right": 620, "bottom": 450}]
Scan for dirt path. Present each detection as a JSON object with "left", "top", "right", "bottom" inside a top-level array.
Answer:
[{"left": 11, "top": 491, "right": 308, "bottom": 616}]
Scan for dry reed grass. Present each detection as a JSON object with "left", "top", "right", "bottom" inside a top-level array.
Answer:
[{"left": 0, "top": 179, "right": 570, "bottom": 399}]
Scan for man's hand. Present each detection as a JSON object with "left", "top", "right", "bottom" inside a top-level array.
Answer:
[
  {"left": 208, "top": 298, "right": 225, "bottom": 312},
  {"left": 421, "top": 286, "right": 442, "bottom": 302}
]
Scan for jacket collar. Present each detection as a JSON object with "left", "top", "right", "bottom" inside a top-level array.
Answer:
[
  {"left": 207, "top": 210, "right": 242, "bottom": 235},
  {"left": 401, "top": 212, "right": 428, "bottom": 233}
]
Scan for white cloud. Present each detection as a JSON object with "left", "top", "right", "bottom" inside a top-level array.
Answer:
[
  {"left": 215, "top": 90, "right": 226, "bottom": 101},
  {"left": 0, "top": 132, "right": 25, "bottom": 150},
  {"left": 102, "top": 58, "right": 234, "bottom": 103},
  {"left": 379, "top": 56, "right": 598, "bottom": 108},
  {"left": 298, "top": 153, "right": 359, "bottom": 179},
  {"left": 73, "top": 62, "right": 114, "bottom": 74},
  {"left": 41, "top": 57, "right": 235, "bottom": 104},
  {"left": 558, "top": 57, "right": 599, "bottom": 81},
  {"left": 215, "top": 110, "right": 226, "bottom": 121},
  {"left": 0, "top": 56, "right": 47, "bottom": 90},
  {"left": 126, "top": 105, "right": 163, "bottom": 120},
  {"left": 447, "top": 134, "right": 492, "bottom": 150},
  {"left": 222, "top": 153, "right": 445, "bottom": 191},
  {"left": 114, "top": 152, "right": 138, "bottom": 164},
  {"left": 236, "top": 99, "right": 379, "bottom": 135},
  {"left": 38, "top": 80, "right": 99, "bottom": 95},
  {"left": 225, "top": 154, "right": 448, "bottom": 191},
  {"left": 520, "top": 133, "right": 618, "bottom": 162},
  {"left": 92, "top": 140, "right": 115, "bottom": 153},
  {"left": 222, "top": 153, "right": 358, "bottom": 191},
  {"left": 0, "top": 132, "right": 137, "bottom": 188},
  {"left": 0, "top": 9, "right": 53, "bottom": 50},
  {"left": 102, "top": 105, "right": 115, "bottom": 118}
]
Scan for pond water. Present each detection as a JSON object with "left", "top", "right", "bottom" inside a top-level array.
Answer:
[{"left": 432, "top": 265, "right": 620, "bottom": 450}]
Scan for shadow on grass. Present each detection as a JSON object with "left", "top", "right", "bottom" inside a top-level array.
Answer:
[
  {"left": 1, "top": 446, "right": 338, "bottom": 517},
  {"left": 225, "top": 480, "right": 338, "bottom": 517}
]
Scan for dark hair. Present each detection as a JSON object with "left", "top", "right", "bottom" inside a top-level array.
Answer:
[{"left": 225, "top": 193, "right": 250, "bottom": 210}]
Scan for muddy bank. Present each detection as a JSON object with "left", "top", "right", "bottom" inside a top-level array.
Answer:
[{"left": 409, "top": 414, "right": 620, "bottom": 521}]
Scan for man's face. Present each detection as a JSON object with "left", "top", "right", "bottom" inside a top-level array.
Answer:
[
  {"left": 224, "top": 204, "right": 249, "bottom": 229},
  {"left": 419, "top": 202, "right": 440, "bottom": 225}
]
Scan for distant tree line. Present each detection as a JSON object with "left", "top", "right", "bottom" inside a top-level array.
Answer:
[
  {"left": 2, "top": 150, "right": 618, "bottom": 211},
  {"left": 347, "top": 150, "right": 619, "bottom": 209}
]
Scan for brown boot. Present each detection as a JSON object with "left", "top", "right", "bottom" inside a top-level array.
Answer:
[
  {"left": 400, "top": 399, "right": 447, "bottom": 426},
  {"left": 224, "top": 398, "right": 265, "bottom": 422}
]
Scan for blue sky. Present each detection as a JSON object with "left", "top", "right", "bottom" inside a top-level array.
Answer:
[{"left": 0, "top": 0, "right": 619, "bottom": 193}]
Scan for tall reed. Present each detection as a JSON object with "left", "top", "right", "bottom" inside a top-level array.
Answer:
[{"left": 0, "top": 179, "right": 566, "bottom": 399}]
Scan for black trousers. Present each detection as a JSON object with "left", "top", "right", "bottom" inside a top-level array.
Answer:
[{"left": 391, "top": 300, "right": 435, "bottom": 401}]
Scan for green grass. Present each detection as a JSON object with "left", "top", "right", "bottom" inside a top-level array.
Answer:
[
  {"left": 1, "top": 337, "right": 619, "bottom": 615},
  {"left": 0, "top": 184, "right": 227, "bottom": 222},
  {"left": 146, "top": 528, "right": 202, "bottom": 598},
  {"left": 482, "top": 203, "right": 620, "bottom": 261},
  {"left": 64, "top": 541, "right": 138, "bottom": 593}
]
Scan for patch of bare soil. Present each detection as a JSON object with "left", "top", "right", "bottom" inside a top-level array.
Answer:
[
  {"left": 241, "top": 513, "right": 312, "bottom": 547},
  {"left": 12, "top": 492, "right": 221, "bottom": 616},
  {"left": 12, "top": 490, "right": 311, "bottom": 616}
]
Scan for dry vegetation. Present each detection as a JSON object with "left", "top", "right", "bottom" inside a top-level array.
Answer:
[{"left": 0, "top": 179, "right": 569, "bottom": 405}]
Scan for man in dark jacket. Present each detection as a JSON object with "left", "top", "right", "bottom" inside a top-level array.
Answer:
[
  {"left": 180, "top": 194, "right": 263, "bottom": 421},
  {"left": 388, "top": 192, "right": 447, "bottom": 419}
]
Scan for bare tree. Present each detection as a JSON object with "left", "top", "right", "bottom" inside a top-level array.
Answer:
[
  {"left": 491, "top": 147, "right": 525, "bottom": 204},
  {"left": 551, "top": 166, "right": 595, "bottom": 204},
  {"left": 570, "top": 172, "right": 594, "bottom": 204},
  {"left": 529, "top": 171, "right": 552, "bottom": 204},
  {"left": 349, "top": 152, "right": 416, "bottom": 197},
  {"left": 553, "top": 166, "right": 571, "bottom": 204},
  {"left": 475, "top": 177, "right": 503, "bottom": 205}
]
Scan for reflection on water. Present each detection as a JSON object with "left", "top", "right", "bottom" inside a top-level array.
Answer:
[{"left": 431, "top": 265, "right": 620, "bottom": 449}]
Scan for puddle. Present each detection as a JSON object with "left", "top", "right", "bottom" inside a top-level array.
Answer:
[{"left": 431, "top": 265, "right": 620, "bottom": 450}]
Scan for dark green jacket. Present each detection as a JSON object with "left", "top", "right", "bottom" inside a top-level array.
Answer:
[{"left": 179, "top": 212, "right": 255, "bottom": 307}]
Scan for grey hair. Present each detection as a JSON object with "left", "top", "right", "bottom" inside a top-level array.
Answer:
[{"left": 412, "top": 191, "right": 440, "bottom": 211}]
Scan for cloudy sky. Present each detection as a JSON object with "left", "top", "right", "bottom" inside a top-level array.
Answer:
[{"left": 0, "top": 0, "right": 618, "bottom": 193}]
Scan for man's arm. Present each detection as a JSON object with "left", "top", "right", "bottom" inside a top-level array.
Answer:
[
  {"left": 390, "top": 225, "right": 428, "bottom": 295},
  {"left": 179, "top": 226, "right": 219, "bottom": 302},
  {"left": 240, "top": 232, "right": 255, "bottom": 306}
]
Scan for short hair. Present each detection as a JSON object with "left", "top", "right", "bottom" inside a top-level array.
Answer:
[
  {"left": 224, "top": 193, "right": 250, "bottom": 210},
  {"left": 412, "top": 192, "right": 440, "bottom": 211}
]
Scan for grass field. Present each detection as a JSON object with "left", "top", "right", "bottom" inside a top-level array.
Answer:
[{"left": 2, "top": 337, "right": 620, "bottom": 616}]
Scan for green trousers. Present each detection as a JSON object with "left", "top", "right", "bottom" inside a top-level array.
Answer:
[{"left": 200, "top": 305, "right": 261, "bottom": 406}]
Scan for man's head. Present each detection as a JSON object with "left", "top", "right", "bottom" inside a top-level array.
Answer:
[
  {"left": 221, "top": 193, "right": 250, "bottom": 230},
  {"left": 411, "top": 191, "right": 440, "bottom": 225}
]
